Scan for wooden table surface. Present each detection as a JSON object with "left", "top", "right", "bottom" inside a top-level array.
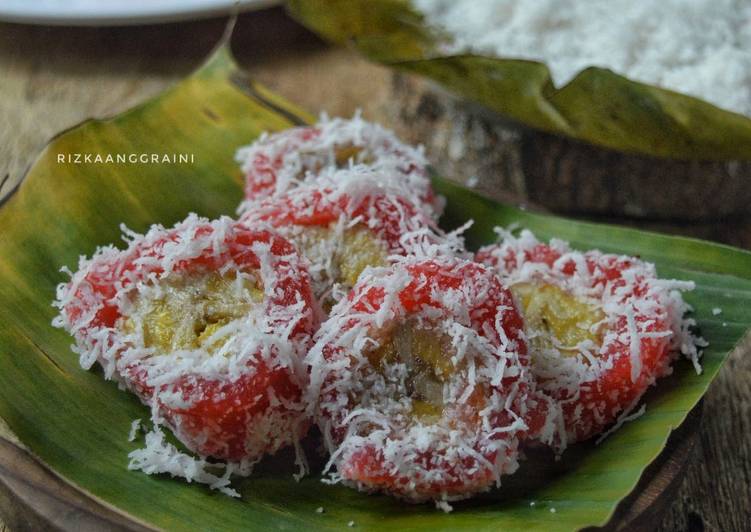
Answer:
[{"left": 1, "top": 7, "right": 749, "bottom": 531}]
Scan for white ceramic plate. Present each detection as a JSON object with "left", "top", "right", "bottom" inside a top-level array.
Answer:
[{"left": 0, "top": 0, "right": 281, "bottom": 26}]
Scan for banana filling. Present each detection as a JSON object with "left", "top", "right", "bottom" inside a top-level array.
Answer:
[
  {"left": 296, "top": 224, "right": 389, "bottom": 293},
  {"left": 300, "top": 144, "right": 371, "bottom": 175},
  {"left": 333, "top": 144, "right": 370, "bottom": 167},
  {"left": 368, "top": 321, "right": 455, "bottom": 421},
  {"left": 124, "top": 271, "right": 263, "bottom": 355},
  {"left": 336, "top": 227, "right": 389, "bottom": 287},
  {"left": 512, "top": 283, "right": 604, "bottom": 360}
]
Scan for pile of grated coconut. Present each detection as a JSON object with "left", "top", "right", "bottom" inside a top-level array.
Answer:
[{"left": 414, "top": 0, "right": 751, "bottom": 117}]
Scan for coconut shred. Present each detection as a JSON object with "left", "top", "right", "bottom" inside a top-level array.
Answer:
[{"left": 414, "top": 0, "right": 751, "bottom": 117}]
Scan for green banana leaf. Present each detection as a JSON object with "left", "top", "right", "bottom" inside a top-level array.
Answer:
[
  {"left": 0, "top": 43, "right": 749, "bottom": 532},
  {"left": 287, "top": 0, "right": 751, "bottom": 161}
]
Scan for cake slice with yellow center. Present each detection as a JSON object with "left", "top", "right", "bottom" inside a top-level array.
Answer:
[
  {"left": 477, "top": 229, "right": 703, "bottom": 447},
  {"left": 235, "top": 114, "right": 439, "bottom": 217},
  {"left": 239, "top": 169, "right": 462, "bottom": 310},
  {"left": 54, "top": 215, "right": 318, "bottom": 468},
  {"left": 307, "top": 257, "right": 534, "bottom": 508}
]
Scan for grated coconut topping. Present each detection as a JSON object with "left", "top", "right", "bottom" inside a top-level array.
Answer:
[{"left": 415, "top": 0, "right": 751, "bottom": 116}]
